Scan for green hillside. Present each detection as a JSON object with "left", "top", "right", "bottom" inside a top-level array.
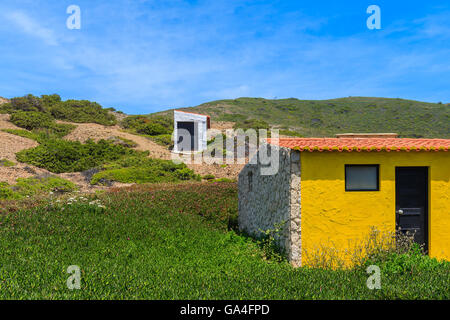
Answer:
[{"left": 158, "top": 97, "right": 450, "bottom": 138}]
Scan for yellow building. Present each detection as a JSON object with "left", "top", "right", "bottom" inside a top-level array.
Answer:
[{"left": 238, "top": 135, "right": 450, "bottom": 267}]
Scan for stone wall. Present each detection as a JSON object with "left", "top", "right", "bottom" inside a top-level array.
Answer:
[{"left": 238, "top": 144, "right": 301, "bottom": 266}]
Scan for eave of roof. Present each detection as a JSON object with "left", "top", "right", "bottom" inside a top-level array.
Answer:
[{"left": 266, "top": 138, "right": 450, "bottom": 152}]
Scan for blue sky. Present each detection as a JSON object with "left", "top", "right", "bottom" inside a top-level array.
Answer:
[{"left": 0, "top": 0, "right": 449, "bottom": 114}]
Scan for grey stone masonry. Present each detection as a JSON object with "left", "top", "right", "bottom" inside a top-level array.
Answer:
[{"left": 238, "top": 143, "right": 301, "bottom": 266}]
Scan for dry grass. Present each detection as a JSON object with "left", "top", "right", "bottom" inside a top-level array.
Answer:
[{"left": 304, "top": 227, "right": 418, "bottom": 270}]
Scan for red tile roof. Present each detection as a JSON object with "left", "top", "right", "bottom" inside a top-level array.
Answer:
[{"left": 266, "top": 138, "right": 450, "bottom": 152}]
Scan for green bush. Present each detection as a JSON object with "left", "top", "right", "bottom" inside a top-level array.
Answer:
[
  {"left": 4, "top": 94, "right": 117, "bottom": 126},
  {"left": 363, "top": 243, "right": 450, "bottom": 275},
  {"left": 90, "top": 155, "right": 199, "bottom": 184},
  {"left": 120, "top": 115, "right": 147, "bottom": 129},
  {"left": 150, "top": 134, "right": 173, "bottom": 148},
  {"left": 279, "top": 129, "right": 304, "bottom": 137},
  {"left": 210, "top": 178, "right": 235, "bottom": 183},
  {"left": 2, "top": 129, "right": 40, "bottom": 141},
  {"left": 106, "top": 136, "right": 138, "bottom": 148},
  {"left": 50, "top": 100, "right": 117, "bottom": 126},
  {"left": 15, "top": 176, "right": 77, "bottom": 196},
  {"left": 0, "top": 176, "right": 77, "bottom": 199},
  {"left": 8, "top": 111, "right": 76, "bottom": 138},
  {"left": 16, "top": 139, "right": 134, "bottom": 173},
  {"left": 10, "top": 111, "right": 54, "bottom": 130},
  {"left": 0, "top": 159, "right": 15, "bottom": 167},
  {"left": 174, "top": 168, "right": 199, "bottom": 181},
  {"left": 121, "top": 115, "right": 173, "bottom": 136},
  {"left": 40, "top": 94, "right": 62, "bottom": 108},
  {"left": 91, "top": 167, "right": 178, "bottom": 184},
  {"left": 2, "top": 125, "right": 75, "bottom": 142},
  {"left": 233, "top": 119, "right": 270, "bottom": 131},
  {"left": 0, "top": 103, "right": 12, "bottom": 114},
  {"left": 140, "top": 122, "right": 168, "bottom": 136},
  {"left": 9, "top": 94, "right": 45, "bottom": 112},
  {"left": 0, "top": 183, "right": 15, "bottom": 199},
  {"left": 36, "top": 123, "right": 76, "bottom": 138}
]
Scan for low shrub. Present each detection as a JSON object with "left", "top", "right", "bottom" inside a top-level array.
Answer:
[
  {"left": 0, "top": 103, "right": 13, "bottom": 114},
  {"left": 233, "top": 119, "right": 270, "bottom": 131},
  {"left": 0, "top": 159, "right": 15, "bottom": 167},
  {"left": 106, "top": 136, "right": 138, "bottom": 148},
  {"left": 5, "top": 94, "right": 117, "bottom": 126},
  {"left": 8, "top": 112, "right": 76, "bottom": 139},
  {"left": 2, "top": 129, "right": 40, "bottom": 141},
  {"left": 90, "top": 155, "right": 200, "bottom": 184},
  {"left": 16, "top": 139, "right": 134, "bottom": 173},
  {"left": 40, "top": 94, "right": 62, "bottom": 108},
  {"left": 39, "top": 123, "right": 77, "bottom": 138},
  {"left": 150, "top": 134, "right": 173, "bottom": 148},
  {"left": 50, "top": 100, "right": 116, "bottom": 126},
  {"left": 10, "top": 111, "right": 54, "bottom": 130},
  {"left": 0, "top": 175, "right": 77, "bottom": 199},
  {"left": 210, "top": 178, "right": 235, "bottom": 183},
  {"left": 15, "top": 176, "right": 77, "bottom": 196},
  {"left": 9, "top": 94, "right": 46, "bottom": 112},
  {"left": 363, "top": 243, "right": 450, "bottom": 275},
  {"left": 279, "top": 129, "right": 304, "bottom": 137},
  {"left": 121, "top": 115, "right": 173, "bottom": 136},
  {"left": 0, "top": 183, "right": 15, "bottom": 199},
  {"left": 2, "top": 125, "right": 75, "bottom": 142},
  {"left": 174, "top": 168, "right": 199, "bottom": 181}
]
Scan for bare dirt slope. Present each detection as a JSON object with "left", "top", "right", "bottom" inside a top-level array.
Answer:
[
  {"left": 0, "top": 114, "right": 49, "bottom": 184},
  {"left": 0, "top": 115, "right": 112, "bottom": 191}
]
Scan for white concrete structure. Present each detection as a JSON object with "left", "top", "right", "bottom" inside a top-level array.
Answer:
[{"left": 173, "top": 110, "right": 210, "bottom": 153}]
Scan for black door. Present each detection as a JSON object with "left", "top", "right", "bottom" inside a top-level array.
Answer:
[
  {"left": 395, "top": 167, "right": 428, "bottom": 251},
  {"left": 177, "top": 121, "right": 196, "bottom": 151}
]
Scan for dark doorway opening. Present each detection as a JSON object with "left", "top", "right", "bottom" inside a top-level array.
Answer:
[
  {"left": 395, "top": 167, "right": 429, "bottom": 252},
  {"left": 176, "top": 121, "right": 197, "bottom": 152}
]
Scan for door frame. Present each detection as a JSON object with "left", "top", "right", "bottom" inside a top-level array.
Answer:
[{"left": 395, "top": 166, "right": 429, "bottom": 253}]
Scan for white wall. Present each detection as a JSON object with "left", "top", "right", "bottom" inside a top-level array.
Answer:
[{"left": 173, "top": 111, "right": 208, "bottom": 152}]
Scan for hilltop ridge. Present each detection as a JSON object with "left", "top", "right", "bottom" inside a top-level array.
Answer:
[{"left": 155, "top": 96, "right": 450, "bottom": 138}]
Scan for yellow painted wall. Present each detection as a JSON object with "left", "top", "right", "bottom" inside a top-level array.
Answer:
[{"left": 300, "top": 151, "right": 450, "bottom": 266}]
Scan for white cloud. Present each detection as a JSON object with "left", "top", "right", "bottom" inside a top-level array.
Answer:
[{"left": 6, "top": 11, "right": 58, "bottom": 46}]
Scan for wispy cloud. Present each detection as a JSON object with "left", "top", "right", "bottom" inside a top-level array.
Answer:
[
  {"left": 414, "top": 11, "right": 450, "bottom": 39},
  {"left": 6, "top": 10, "right": 58, "bottom": 46}
]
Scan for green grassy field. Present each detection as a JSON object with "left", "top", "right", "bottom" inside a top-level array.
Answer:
[
  {"left": 157, "top": 96, "right": 450, "bottom": 138},
  {"left": 0, "top": 182, "right": 448, "bottom": 299}
]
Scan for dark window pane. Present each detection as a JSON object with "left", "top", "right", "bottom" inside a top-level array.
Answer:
[{"left": 346, "top": 165, "right": 378, "bottom": 191}]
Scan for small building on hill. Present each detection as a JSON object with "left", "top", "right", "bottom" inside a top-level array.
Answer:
[
  {"left": 238, "top": 135, "right": 450, "bottom": 266},
  {"left": 173, "top": 110, "right": 211, "bottom": 153}
]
